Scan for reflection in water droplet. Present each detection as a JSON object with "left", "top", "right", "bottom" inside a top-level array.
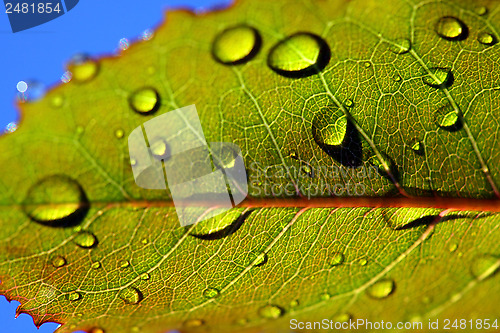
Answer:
[
  {"left": 333, "top": 313, "right": 352, "bottom": 323},
  {"left": 184, "top": 319, "right": 204, "bottom": 328},
  {"left": 367, "top": 279, "right": 395, "bottom": 299},
  {"left": 330, "top": 253, "right": 344, "bottom": 266},
  {"left": 118, "top": 287, "right": 143, "bottom": 304},
  {"left": 91, "top": 262, "right": 101, "bottom": 269},
  {"left": 203, "top": 287, "right": 220, "bottom": 299},
  {"left": 74, "top": 231, "right": 97, "bottom": 248},
  {"left": 129, "top": 87, "right": 160, "bottom": 114},
  {"left": 258, "top": 304, "right": 284, "bottom": 319},
  {"left": 67, "top": 292, "right": 81, "bottom": 301},
  {"left": 23, "top": 175, "right": 88, "bottom": 226},
  {"left": 140, "top": 273, "right": 150, "bottom": 280},
  {"left": 471, "top": 254, "right": 499, "bottom": 280},
  {"left": 389, "top": 38, "right": 411, "bottom": 54},
  {"left": 51, "top": 255, "right": 66, "bottom": 268},
  {"left": 119, "top": 260, "right": 130, "bottom": 268},
  {"left": 115, "top": 129, "right": 124, "bottom": 139},
  {"left": 68, "top": 54, "right": 99, "bottom": 82},
  {"left": 212, "top": 25, "right": 262, "bottom": 65},
  {"left": 151, "top": 139, "right": 170, "bottom": 160},
  {"left": 474, "top": 6, "right": 488, "bottom": 16},
  {"left": 435, "top": 103, "right": 461, "bottom": 131},
  {"left": 435, "top": 16, "right": 468, "bottom": 41},
  {"left": 423, "top": 67, "right": 453, "bottom": 89},
  {"left": 268, "top": 32, "right": 330, "bottom": 78},
  {"left": 477, "top": 32, "right": 497, "bottom": 46}
]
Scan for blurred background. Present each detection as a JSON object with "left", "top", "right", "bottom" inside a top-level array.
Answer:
[{"left": 0, "top": 0, "right": 231, "bottom": 331}]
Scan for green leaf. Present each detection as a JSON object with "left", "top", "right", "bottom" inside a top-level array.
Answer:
[{"left": 1, "top": 0, "right": 499, "bottom": 332}]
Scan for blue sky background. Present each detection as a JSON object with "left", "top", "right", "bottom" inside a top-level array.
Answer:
[{"left": 0, "top": 0, "right": 231, "bottom": 332}]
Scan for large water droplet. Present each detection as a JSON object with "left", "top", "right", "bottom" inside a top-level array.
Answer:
[
  {"left": 435, "top": 16, "right": 468, "bottom": 41},
  {"left": 312, "top": 106, "right": 362, "bottom": 167},
  {"left": 212, "top": 25, "right": 262, "bottom": 65},
  {"left": 67, "top": 291, "right": 81, "bottom": 301},
  {"left": 470, "top": 254, "right": 499, "bottom": 280},
  {"left": 423, "top": 67, "right": 454, "bottom": 89},
  {"left": 51, "top": 255, "right": 66, "bottom": 268},
  {"left": 330, "top": 252, "right": 344, "bottom": 266},
  {"left": 435, "top": 103, "right": 462, "bottom": 131},
  {"left": 477, "top": 32, "right": 497, "bottom": 46},
  {"left": 23, "top": 175, "right": 88, "bottom": 227},
  {"left": 268, "top": 32, "right": 330, "bottom": 78},
  {"left": 118, "top": 287, "right": 143, "bottom": 304},
  {"left": 203, "top": 287, "right": 220, "bottom": 299},
  {"left": 67, "top": 54, "right": 99, "bottom": 82},
  {"left": 367, "top": 279, "right": 395, "bottom": 299},
  {"left": 73, "top": 231, "right": 98, "bottom": 249},
  {"left": 129, "top": 87, "right": 160, "bottom": 114},
  {"left": 258, "top": 304, "right": 284, "bottom": 319},
  {"left": 389, "top": 38, "right": 411, "bottom": 54},
  {"left": 190, "top": 210, "right": 252, "bottom": 240}
]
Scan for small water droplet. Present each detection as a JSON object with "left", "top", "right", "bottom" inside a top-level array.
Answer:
[
  {"left": 67, "top": 54, "right": 99, "bottom": 82},
  {"left": 393, "top": 73, "right": 402, "bottom": 82},
  {"left": 367, "top": 152, "right": 398, "bottom": 180},
  {"left": 477, "top": 32, "right": 497, "bottom": 46},
  {"left": 50, "top": 94, "right": 64, "bottom": 108},
  {"left": 435, "top": 16, "right": 468, "bottom": 41},
  {"left": 320, "top": 293, "right": 331, "bottom": 301},
  {"left": 364, "top": 61, "right": 372, "bottom": 68},
  {"left": 74, "top": 231, "right": 97, "bottom": 249},
  {"left": 151, "top": 139, "right": 170, "bottom": 160},
  {"left": 290, "top": 299, "right": 299, "bottom": 308},
  {"left": 23, "top": 175, "right": 88, "bottom": 226},
  {"left": 409, "top": 139, "right": 424, "bottom": 155},
  {"left": 289, "top": 151, "right": 299, "bottom": 160},
  {"left": 423, "top": 67, "right": 454, "bottom": 89},
  {"left": 389, "top": 38, "right": 411, "bottom": 54},
  {"left": 268, "top": 32, "right": 330, "bottom": 78},
  {"left": 471, "top": 254, "right": 499, "bottom": 280},
  {"left": 67, "top": 292, "right": 81, "bottom": 301},
  {"left": 118, "top": 38, "right": 129, "bottom": 51},
  {"left": 119, "top": 260, "right": 130, "bottom": 268},
  {"left": 212, "top": 25, "right": 261, "bottom": 65},
  {"left": 130, "top": 158, "right": 137, "bottom": 166},
  {"left": 129, "top": 87, "right": 160, "bottom": 114},
  {"left": 474, "top": 6, "right": 488, "bottom": 16},
  {"left": 60, "top": 71, "right": 72, "bottom": 83},
  {"left": 301, "top": 163, "right": 314, "bottom": 178},
  {"left": 448, "top": 243, "right": 458, "bottom": 252},
  {"left": 115, "top": 129, "right": 124, "bottom": 139},
  {"left": 4, "top": 122, "right": 18, "bottom": 133},
  {"left": 183, "top": 319, "right": 204, "bottom": 328},
  {"left": 141, "top": 238, "right": 148, "bottom": 245},
  {"left": 203, "top": 287, "right": 220, "bottom": 299},
  {"left": 367, "top": 279, "right": 395, "bottom": 299},
  {"left": 91, "top": 261, "right": 101, "bottom": 269},
  {"left": 330, "top": 252, "right": 344, "bottom": 266},
  {"left": 250, "top": 251, "right": 268, "bottom": 267},
  {"left": 435, "top": 103, "right": 461, "bottom": 131},
  {"left": 118, "top": 287, "right": 143, "bottom": 304},
  {"left": 142, "top": 29, "right": 154, "bottom": 41},
  {"left": 90, "top": 328, "right": 105, "bottom": 333},
  {"left": 333, "top": 313, "right": 352, "bottom": 323},
  {"left": 140, "top": 273, "right": 150, "bottom": 280},
  {"left": 51, "top": 255, "right": 66, "bottom": 268},
  {"left": 344, "top": 99, "right": 354, "bottom": 108},
  {"left": 258, "top": 304, "right": 284, "bottom": 319},
  {"left": 359, "top": 258, "right": 368, "bottom": 266}
]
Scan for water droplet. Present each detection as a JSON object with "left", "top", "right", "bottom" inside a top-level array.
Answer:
[
  {"left": 140, "top": 273, "right": 150, "bottom": 280},
  {"left": 236, "top": 318, "right": 248, "bottom": 326},
  {"left": 268, "top": 32, "right": 330, "bottom": 78},
  {"left": 250, "top": 251, "right": 268, "bottom": 267},
  {"left": 312, "top": 107, "right": 348, "bottom": 148},
  {"left": 367, "top": 152, "right": 398, "bottom": 180},
  {"left": 477, "top": 32, "right": 497, "bottom": 46},
  {"left": 289, "top": 151, "right": 299, "bottom": 160},
  {"left": 290, "top": 299, "right": 299, "bottom": 308},
  {"left": 184, "top": 319, "right": 204, "bottom": 328},
  {"left": 471, "top": 254, "right": 499, "bottom": 280},
  {"left": 51, "top": 255, "right": 66, "bottom": 268},
  {"left": 393, "top": 73, "right": 402, "bottom": 82},
  {"left": 435, "top": 16, "right": 468, "bottom": 41},
  {"left": 203, "top": 287, "right": 220, "bottom": 299},
  {"left": 129, "top": 87, "right": 160, "bottom": 114},
  {"left": 119, "top": 260, "right": 130, "bottom": 268},
  {"left": 190, "top": 210, "right": 252, "bottom": 240},
  {"left": 50, "top": 94, "right": 64, "bottom": 108},
  {"left": 141, "top": 238, "right": 148, "bottom": 245},
  {"left": 389, "top": 38, "right": 411, "bottom": 54},
  {"left": 16, "top": 80, "right": 27, "bottom": 93},
  {"left": 76, "top": 126, "right": 84, "bottom": 134},
  {"left": 118, "top": 38, "right": 129, "bottom": 51},
  {"left": 301, "top": 163, "right": 314, "bottom": 178},
  {"left": 359, "top": 258, "right": 368, "bottom": 266},
  {"left": 23, "top": 175, "right": 88, "bottom": 226},
  {"left": 90, "top": 328, "right": 105, "bottom": 333},
  {"left": 364, "top": 62, "right": 372, "bottom": 68},
  {"left": 4, "top": 122, "right": 18, "bottom": 133},
  {"left": 74, "top": 231, "right": 97, "bottom": 249},
  {"left": 320, "top": 293, "right": 331, "bottom": 301},
  {"left": 435, "top": 103, "right": 461, "bottom": 131},
  {"left": 423, "top": 67, "right": 454, "bottom": 89},
  {"left": 344, "top": 99, "right": 354, "bottom": 108},
  {"left": 367, "top": 279, "right": 395, "bottom": 299},
  {"left": 91, "top": 262, "right": 101, "bottom": 269},
  {"left": 67, "top": 292, "right": 81, "bottom": 301},
  {"left": 448, "top": 243, "right": 458, "bottom": 252},
  {"left": 130, "top": 158, "right": 137, "bottom": 166},
  {"left": 151, "top": 139, "right": 170, "bottom": 160},
  {"left": 330, "top": 253, "right": 344, "bottom": 266},
  {"left": 60, "top": 71, "right": 72, "bottom": 83},
  {"left": 409, "top": 139, "right": 424, "bottom": 155},
  {"left": 212, "top": 25, "right": 261, "bottom": 65},
  {"left": 142, "top": 29, "right": 154, "bottom": 41},
  {"left": 474, "top": 6, "right": 488, "bottom": 16},
  {"left": 258, "top": 304, "right": 284, "bottom": 319},
  {"left": 16, "top": 80, "right": 45, "bottom": 102},
  {"left": 118, "top": 287, "right": 143, "bottom": 304},
  {"left": 67, "top": 54, "right": 99, "bottom": 83},
  {"left": 114, "top": 129, "right": 124, "bottom": 139},
  {"left": 333, "top": 313, "right": 352, "bottom": 322}
]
